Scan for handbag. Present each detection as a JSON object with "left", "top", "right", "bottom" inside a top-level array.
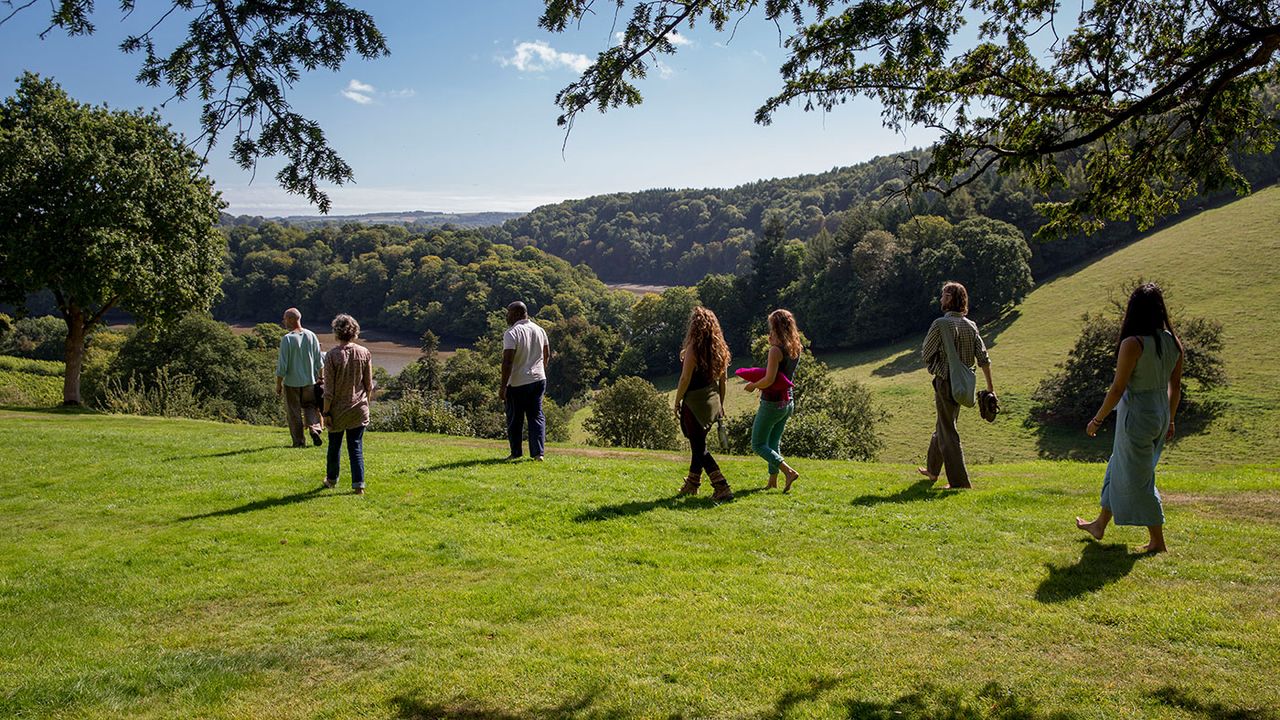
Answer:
[{"left": 939, "top": 321, "right": 977, "bottom": 408}]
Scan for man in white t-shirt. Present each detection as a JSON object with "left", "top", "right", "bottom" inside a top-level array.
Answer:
[{"left": 499, "top": 301, "right": 551, "bottom": 460}]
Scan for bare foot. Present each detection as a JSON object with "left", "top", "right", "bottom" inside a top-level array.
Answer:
[
  {"left": 782, "top": 468, "right": 800, "bottom": 494},
  {"left": 766, "top": 474, "right": 778, "bottom": 490},
  {"left": 917, "top": 467, "right": 938, "bottom": 483},
  {"left": 1076, "top": 516, "right": 1104, "bottom": 540},
  {"left": 1139, "top": 543, "right": 1167, "bottom": 554}
]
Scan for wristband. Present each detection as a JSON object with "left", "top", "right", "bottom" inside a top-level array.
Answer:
[{"left": 1090, "top": 417, "right": 1103, "bottom": 425}]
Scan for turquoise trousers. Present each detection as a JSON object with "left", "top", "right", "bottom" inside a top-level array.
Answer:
[{"left": 751, "top": 398, "right": 794, "bottom": 474}]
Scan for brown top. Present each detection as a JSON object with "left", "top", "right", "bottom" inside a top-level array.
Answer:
[{"left": 323, "top": 342, "right": 373, "bottom": 432}]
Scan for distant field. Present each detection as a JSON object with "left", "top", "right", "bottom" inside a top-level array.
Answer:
[
  {"left": 570, "top": 187, "right": 1280, "bottom": 466},
  {"left": 1, "top": 409, "right": 1277, "bottom": 718},
  {"left": 0, "top": 355, "right": 63, "bottom": 406}
]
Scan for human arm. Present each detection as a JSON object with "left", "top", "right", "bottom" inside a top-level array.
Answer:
[
  {"left": 1086, "top": 337, "right": 1142, "bottom": 436},
  {"left": 499, "top": 349, "right": 515, "bottom": 402},
  {"left": 322, "top": 353, "right": 333, "bottom": 416},
  {"left": 1167, "top": 347, "right": 1184, "bottom": 440},
  {"left": 921, "top": 320, "right": 941, "bottom": 368},
  {"left": 673, "top": 347, "right": 695, "bottom": 416},
  {"left": 745, "top": 345, "right": 783, "bottom": 392},
  {"left": 717, "top": 375, "right": 727, "bottom": 418},
  {"left": 363, "top": 354, "right": 375, "bottom": 398},
  {"left": 275, "top": 339, "right": 287, "bottom": 396},
  {"left": 975, "top": 327, "right": 993, "bottom": 393}
]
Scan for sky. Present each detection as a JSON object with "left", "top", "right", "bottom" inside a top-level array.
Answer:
[{"left": 0, "top": 1, "right": 939, "bottom": 216}]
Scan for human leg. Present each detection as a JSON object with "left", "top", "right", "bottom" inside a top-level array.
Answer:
[
  {"left": 1076, "top": 506, "right": 1112, "bottom": 540},
  {"left": 932, "top": 377, "right": 970, "bottom": 488},
  {"left": 525, "top": 381, "right": 546, "bottom": 458},
  {"left": 1142, "top": 525, "right": 1166, "bottom": 553},
  {"left": 284, "top": 385, "right": 306, "bottom": 447},
  {"left": 504, "top": 389, "right": 522, "bottom": 458},
  {"left": 346, "top": 426, "right": 365, "bottom": 491},
  {"left": 325, "top": 428, "right": 344, "bottom": 485},
  {"left": 751, "top": 400, "right": 788, "bottom": 475}
]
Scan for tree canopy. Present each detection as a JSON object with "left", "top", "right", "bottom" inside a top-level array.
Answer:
[
  {"left": 542, "top": 0, "right": 1280, "bottom": 235},
  {"left": 0, "top": 73, "right": 226, "bottom": 403},
  {"left": 1, "top": 0, "right": 388, "bottom": 212}
]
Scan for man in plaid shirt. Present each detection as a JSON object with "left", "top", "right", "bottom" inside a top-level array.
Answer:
[{"left": 918, "top": 282, "right": 995, "bottom": 488}]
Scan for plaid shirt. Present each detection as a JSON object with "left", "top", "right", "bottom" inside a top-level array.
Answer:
[{"left": 922, "top": 312, "right": 990, "bottom": 380}]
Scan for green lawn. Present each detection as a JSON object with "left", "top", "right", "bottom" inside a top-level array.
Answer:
[
  {"left": 3, "top": 409, "right": 1277, "bottom": 719},
  {"left": 569, "top": 186, "right": 1280, "bottom": 465}
]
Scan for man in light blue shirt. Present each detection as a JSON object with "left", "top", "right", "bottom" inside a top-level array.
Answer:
[{"left": 276, "top": 307, "right": 324, "bottom": 447}]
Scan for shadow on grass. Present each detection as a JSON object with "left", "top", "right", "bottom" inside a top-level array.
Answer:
[
  {"left": 1150, "top": 686, "right": 1277, "bottom": 720},
  {"left": 391, "top": 691, "right": 598, "bottom": 719},
  {"left": 845, "top": 681, "right": 1075, "bottom": 719},
  {"left": 420, "top": 457, "right": 512, "bottom": 472},
  {"left": 1034, "top": 540, "right": 1151, "bottom": 603},
  {"left": 850, "top": 479, "right": 960, "bottom": 507},
  {"left": 164, "top": 445, "right": 282, "bottom": 461},
  {"left": 1029, "top": 399, "right": 1227, "bottom": 462},
  {"left": 573, "top": 486, "right": 768, "bottom": 522},
  {"left": 870, "top": 350, "right": 922, "bottom": 379},
  {"left": 177, "top": 485, "right": 349, "bottom": 521},
  {"left": 979, "top": 308, "right": 1022, "bottom": 351}
]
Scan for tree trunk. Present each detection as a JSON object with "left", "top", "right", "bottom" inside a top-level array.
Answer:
[{"left": 62, "top": 308, "right": 86, "bottom": 406}]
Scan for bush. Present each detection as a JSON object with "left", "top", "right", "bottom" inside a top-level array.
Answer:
[
  {"left": 100, "top": 367, "right": 215, "bottom": 419},
  {"left": 584, "top": 376, "right": 679, "bottom": 450},
  {"left": 370, "top": 390, "right": 473, "bottom": 435},
  {"left": 0, "top": 315, "right": 66, "bottom": 360},
  {"left": 1029, "top": 289, "right": 1226, "bottom": 432}
]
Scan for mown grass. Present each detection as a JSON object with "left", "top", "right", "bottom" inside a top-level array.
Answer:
[
  {"left": 571, "top": 186, "right": 1280, "bottom": 466},
  {"left": 2, "top": 409, "right": 1277, "bottom": 719}
]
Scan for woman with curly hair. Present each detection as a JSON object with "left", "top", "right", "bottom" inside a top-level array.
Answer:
[
  {"left": 1077, "top": 283, "right": 1183, "bottom": 553},
  {"left": 673, "top": 306, "right": 734, "bottom": 501},
  {"left": 744, "top": 309, "right": 802, "bottom": 492},
  {"left": 322, "top": 313, "right": 374, "bottom": 495}
]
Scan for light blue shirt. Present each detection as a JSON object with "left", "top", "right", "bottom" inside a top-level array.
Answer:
[{"left": 276, "top": 328, "right": 323, "bottom": 387}]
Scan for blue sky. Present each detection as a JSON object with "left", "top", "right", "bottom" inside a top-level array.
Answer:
[{"left": 0, "top": 1, "right": 938, "bottom": 216}]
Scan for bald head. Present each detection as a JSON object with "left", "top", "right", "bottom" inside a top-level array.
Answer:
[
  {"left": 282, "top": 307, "right": 301, "bottom": 330},
  {"left": 506, "top": 301, "right": 528, "bottom": 325}
]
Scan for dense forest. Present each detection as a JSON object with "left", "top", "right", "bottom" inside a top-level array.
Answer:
[{"left": 495, "top": 146, "right": 1280, "bottom": 286}]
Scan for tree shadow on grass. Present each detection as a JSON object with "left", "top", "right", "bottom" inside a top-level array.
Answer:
[
  {"left": 573, "top": 486, "right": 768, "bottom": 522},
  {"left": 850, "top": 479, "right": 961, "bottom": 507},
  {"left": 1150, "top": 686, "right": 1277, "bottom": 720},
  {"left": 1034, "top": 540, "right": 1151, "bottom": 603},
  {"left": 164, "top": 445, "right": 282, "bottom": 461},
  {"left": 845, "top": 681, "right": 1075, "bottom": 719},
  {"left": 870, "top": 350, "right": 922, "bottom": 379},
  {"left": 391, "top": 691, "right": 600, "bottom": 719},
  {"left": 419, "top": 457, "right": 513, "bottom": 472},
  {"left": 979, "top": 308, "right": 1022, "bottom": 351},
  {"left": 176, "top": 485, "right": 349, "bottom": 521}
]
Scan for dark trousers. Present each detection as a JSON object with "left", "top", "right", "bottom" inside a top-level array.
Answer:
[
  {"left": 505, "top": 380, "right": 545, "bottom": 458},
  {"left": 680, "top": 405, "right": 720, "bottom": 477},
  {"left": 926, "top": 376, "right": 971, "bottom": 488},
  {"left": 326, "top": 425, "right": 365, "bottom": 489}
]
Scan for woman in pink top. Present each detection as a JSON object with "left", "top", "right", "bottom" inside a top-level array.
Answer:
[{"left": 322, "top": 314, "right": 374, "bottom": 494}]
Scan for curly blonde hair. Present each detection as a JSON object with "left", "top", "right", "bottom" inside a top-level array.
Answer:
[
  {"left": 769, "top": 309, "right": 803, "bottom": 359},
  {"left": 331, "top": 313, "right": 361, "bottom": 342},
  {"left": 683, "top": 306, "right": 730, "bottom": 379}
]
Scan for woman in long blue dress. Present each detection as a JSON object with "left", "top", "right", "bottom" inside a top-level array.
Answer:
[{"left": 1077, "top": 283, "right": 1184, "bottom": 553}]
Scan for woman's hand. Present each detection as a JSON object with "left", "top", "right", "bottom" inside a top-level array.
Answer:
[
  {"left": 743, "top": 382, "right": 758, "bottom": 393},
  {"left": 673, "top": 400, "right": 681, "bottom": 418},
  {"left": 1086, "top": 417, "right": 1101, "bottom": 437},
  {"left": 1166, "top": 419, "right": 1176, "bottom": 441}
]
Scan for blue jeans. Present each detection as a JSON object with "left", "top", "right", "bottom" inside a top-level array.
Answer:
[
  {"left": 326, "top": 425, "right": 365, "bottom": 489},
  {"left": 751, "top": 398, "right": 794, "bottom": 474},
  {"left": 505, "top": 380, "right": 545, "bottom": 458}
]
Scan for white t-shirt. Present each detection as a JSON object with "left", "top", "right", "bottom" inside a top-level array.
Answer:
[{"left": 503, "top": 318, "right": 549, "bottom": 387}]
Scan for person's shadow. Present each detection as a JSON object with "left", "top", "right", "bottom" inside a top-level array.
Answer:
[
  {"left": 420, "top": 457, "right": 512, "bottom": 472},
  {"left": 177, "top": 485, "right": 346, "bottom": 521},
  {"left": 1034, "top": 539, "right": 1152, "bottom": 603},
  {"left": 574, "top": 486, "right": 767, "bottom": 522},
  {"left": 850, "top": 479, "right": 960, "bottom": 507}
]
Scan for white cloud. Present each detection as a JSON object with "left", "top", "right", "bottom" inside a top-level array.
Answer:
[
  {"left": 341, "top": 79, "right": 415, "bottom": 105},
  {"left": 654, "top": 60, "right": 674, "bottom": 79},
  {"left": 501, "top": 40, "right": 591, "bottom": 73}
]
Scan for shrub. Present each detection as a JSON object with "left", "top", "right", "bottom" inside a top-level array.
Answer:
[
  {"left": 584, "top": 376, "right": 678, "bottom": 450},
  {"left": 100, "top": 367, "right": 213, "bottom": 419},
  {"left": 0, "top": 315, "right": 66, "bottom": 360},
  {"left": 370, "top": 391, "right": 473, "bottom": 435}
]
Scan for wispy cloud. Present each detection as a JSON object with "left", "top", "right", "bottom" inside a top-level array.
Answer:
[
  {"left": 341, "top": 79, "right": 415, "bottom": 105},
  {"left": 500, "top": 40, "right": 591, "bottom": 73}
]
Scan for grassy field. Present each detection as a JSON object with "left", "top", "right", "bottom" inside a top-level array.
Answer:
[
  {"left": 0, "top": 355, "right": 63, "bottom": 407},
  {"left": 567, "top": 186, "right": 1280, "bottom": 466},
  {"left": 2, "top": 409, "right": 1277, "bottom": 719}
]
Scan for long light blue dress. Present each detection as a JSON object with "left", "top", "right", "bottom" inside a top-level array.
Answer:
[{"left": 1100, "top": 330, "right": 1181, "bottom": 526}]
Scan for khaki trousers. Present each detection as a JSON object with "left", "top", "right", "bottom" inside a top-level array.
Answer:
[
  {"left": 926, "top": 376, "right": 971, "bottom": 488},
  {"left": 284, "top": 384, "right": 322, "bottom": 447}
]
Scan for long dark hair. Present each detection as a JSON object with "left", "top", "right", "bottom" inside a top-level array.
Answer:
[
  {"left": 1118, "top": 283, "right": 1179, "bottom": 357},
  {"left": 683, "top": 307, "right": 731, "bottom": 380}
]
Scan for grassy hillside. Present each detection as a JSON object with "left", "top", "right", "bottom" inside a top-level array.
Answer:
[
  {"left": 0, "top": 355, "right": 63, "bottom": 407},
  {"left": 575, "top": 186, "right": 1279, "bottom": 466},
  {"left": 2, "top": 410, "right": 1277, "bottom": 718}
]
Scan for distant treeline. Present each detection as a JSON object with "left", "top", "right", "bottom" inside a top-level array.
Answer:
[
  {"left": 492, "top": 145, "right": 1280, "bottom": 286},
  {"left": 219, "top": 210, "right": 523, "bottom": 231}
]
